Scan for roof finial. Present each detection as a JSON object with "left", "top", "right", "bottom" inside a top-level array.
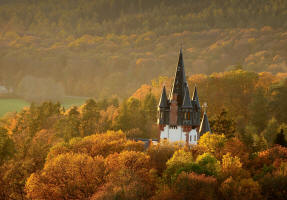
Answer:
[{"left": 202, "top": 102, "right": 208, "bottom": 114}]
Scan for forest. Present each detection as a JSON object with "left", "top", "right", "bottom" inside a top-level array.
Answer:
[
  {"left": 1, "top": 0, "right": 287, "bottom": 199},
  {"left": 0, "top": 0, "right": 287, "bottom": 99},
  {"left": 1, "top": 70, "right": 287, "bottom": 199}
]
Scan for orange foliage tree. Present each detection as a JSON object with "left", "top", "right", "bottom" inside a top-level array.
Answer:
[{"left": 25, "top": 153, "right": 105, "bottom": 200}]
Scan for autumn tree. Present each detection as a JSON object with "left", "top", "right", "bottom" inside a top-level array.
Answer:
[
  {"left": 146, "top": 142, "right": 177, "bottom": 174},
  {"left": 47, "top": 130, "right": 144, "bottom": 160},
  {"left": 221, "top": 153, "right": 248, "bottom": 179},
  {"left": 25, "top": 153, "right": 105, "bottom": 200},
  {"left": 210, "top": 109, "right": 236, "bottom": 138},
  {"left": 198, "top": 132, "right": 227, "bottom": 159},
  {"left": 259, "top": 175, "right": 287, "bottom": 200},
  {"left": 91, "top": 151, "right": 155, "bottom": 200},
  {"left": 174, "top": 172, "right": 218, "bottom": 200},
  {"left": 220, "top": 177, "right": 262, "bottom": 200}
]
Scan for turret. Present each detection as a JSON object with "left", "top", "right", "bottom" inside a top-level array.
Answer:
[
  {"left": 158, "top": 86, "right": 169, "bottom": 125},
  {"left": 182, "top": 83, "right": 193, "bottom": 126},
  {"left": 192, "top": 86, "right": 201, "bottom": 126},
  {"left": 199, "top": 103, "right": 211, "bottom": 137}
]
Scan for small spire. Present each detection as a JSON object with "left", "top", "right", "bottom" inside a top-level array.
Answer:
[
  {"left": 182, "top": 84, "right": 192, "bottom": 108},
  {"left": 192, "top": 85, "right": 200, "bottom": 109},
  {"left": 159, "top": 86, "right": 168, "bottom": 108},
  {"left": 199, "top": 112, "right": 211, "bottom": 136}
]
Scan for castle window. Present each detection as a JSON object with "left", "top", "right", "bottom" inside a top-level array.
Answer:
[{"left": 187, "top": 112, "right": 190, "bottom": 120}]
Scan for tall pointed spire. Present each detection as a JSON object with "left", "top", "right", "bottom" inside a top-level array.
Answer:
[
  {"left": 170, "top": 49, "right": 187, "bottom": 106},
  {"left": 192, "top": 85, "right": 200, "bottom": 109},
  {"left": 159, "top": 86, "right": 168, "bottom": 108},
  {"left": 182, "top": 84, "right": 192, "bottom": 108},
  {"left": 199, "top": 111, "right": 211, "bottom": 136}
]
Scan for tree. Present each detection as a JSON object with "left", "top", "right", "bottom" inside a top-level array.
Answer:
[
  {"left": 262, "top": 117, "right": 280, "bottom": 147},
  {"left": 196, "top": 153, "right": 220, "bottom": 177},
  {"left": 142, "top": 92, "right": 157, "bottom": 122},
  {"left": 55, "top": 106, "right": 81, "bottom": 141},
  {"left": 221, "top": 153, "right": 247, "bottom": 178},
  {"left": 249, "top": 87, "right": 269, "bottom": 132},
  {"left": 146, "top": 143, "right": 176, "bottom": 174},
  {"left": 92, "top": 151, "right": 155, "bottom": 200},
  {"left": 174, "top": 172, "right": 218, "bottom": 200},
  {"left": 0, "top": 127, "right": 15, "bottom": 164},
  {"left": 274, "top": 129, "right": 287, "bottom": 147},
  {"left": 270, "top": 80, "right": 287, "bottom": 123},
  {"left": 198, "top": 132, "right": 227, "bottom": 158},
  {"left": 210, "top": 109, "right": 236, "bottom": 138},
  {"left": 260, "top": 175, "right": 287, "bottom": 200},
  {"left": 163, "top": 149, "right": 194, "bottom": 184},
  {"left": 222, "top": 138, "right": 249, "bottom": 166},
  {"left": 25, "top": 153, "right": 105, "bottom": 200},
  {"left": 80, "top": 99, "right": 100, "bottom": 136},
  {"left": 220, "top": 177, "right": 262, "bottom": 200},
  {"left": 47, "top": 130, "right": 144, "bottom": 160}
]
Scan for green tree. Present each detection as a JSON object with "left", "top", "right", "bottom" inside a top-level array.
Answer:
[
  {"left": 210, "top": 109, "right": 236, "bottom": 138},
  {"left": 249, "top": 88, "right": 269, "bottom": 132},
  {"left": 270, "top": 80, "right": 287, "bottom": 123},
  {"left": 0, "top": 127, "right": 15, "bottom": 164},
  {"left": 55, "top": 106, "right": 81, "bottom": 141},
  {"left": 81, "top": 99, "right": 100, "bottom": 136}
]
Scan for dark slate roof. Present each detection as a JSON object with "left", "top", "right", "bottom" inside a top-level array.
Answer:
[
  {"left": 182, "top": 84, "right": 192, "bottom": 108},
  {"left": 169, "top": 49, "right": 187, "bottom": 106},
  {"left": 159, "top": 86, "right": 168, "bottom": 108},
  {"left": 192, "top": 86, "right": 200, "bottom": 109},
  {"left": 199, "top": 112, "right": 211, "bottom": 136}
]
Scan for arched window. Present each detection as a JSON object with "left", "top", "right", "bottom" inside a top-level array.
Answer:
[{"left": 187, "top": 112, "right": 190, "bottom": 120}]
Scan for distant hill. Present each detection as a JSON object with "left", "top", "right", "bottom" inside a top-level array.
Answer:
[{"left": 0, "top": 0, "right": 286, "bottom": 99}]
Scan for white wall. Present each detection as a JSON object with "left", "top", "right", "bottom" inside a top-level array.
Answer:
[{"left": 160, "top": 126, "right": 198, "bottom": 144}]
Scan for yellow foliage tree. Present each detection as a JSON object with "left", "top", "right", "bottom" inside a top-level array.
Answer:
[{"left": 198, "top": 132, "right": 227, "bottom": 158}]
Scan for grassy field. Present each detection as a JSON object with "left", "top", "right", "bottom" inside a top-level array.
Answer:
[{"left": 0, "top": 96, "right": 90, "bottom": 117}]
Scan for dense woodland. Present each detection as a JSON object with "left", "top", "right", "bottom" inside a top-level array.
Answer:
[
  {"left": 1, "top": 70, "right": 287, "bottom": 199},
  {"left": 0, "top": 0, "right": 287, "bottom": 99},
  {"left": 1, "top": 1, "right": 287, "bottom": 199}
]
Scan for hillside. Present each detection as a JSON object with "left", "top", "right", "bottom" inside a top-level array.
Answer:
[{"left": 0, "top": 0, "right": 287, "bottom": 100}]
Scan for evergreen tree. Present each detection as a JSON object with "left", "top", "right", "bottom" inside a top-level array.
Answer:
[{"left": 274, "top": 129, "right": 287, "bottom": 147}]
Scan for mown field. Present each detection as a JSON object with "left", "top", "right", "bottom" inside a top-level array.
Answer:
[{"left": 0, "top": 96, "right": 89, "bottom": 117}]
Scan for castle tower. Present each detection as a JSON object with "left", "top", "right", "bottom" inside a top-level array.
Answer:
[{"left": 158, "top": 49, "right": 203, "bottom": 145}]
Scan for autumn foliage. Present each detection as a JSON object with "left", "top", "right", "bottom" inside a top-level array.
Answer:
[{"left": 0, "top": 73, "right": 287, "bottom": 199}]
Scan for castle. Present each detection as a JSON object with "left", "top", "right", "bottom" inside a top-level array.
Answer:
[{"left": 157, "top": 49, "right": 211, "bottom": 145}]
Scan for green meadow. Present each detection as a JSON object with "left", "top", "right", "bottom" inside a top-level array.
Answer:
[{"left": 0, "top": 96, "right": 89, "bottom": 117}]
